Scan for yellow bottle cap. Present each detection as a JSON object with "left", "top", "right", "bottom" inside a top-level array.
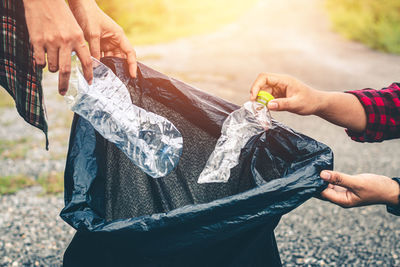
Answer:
[{"left": 256, "top": 91, "right": 275, "bottom": 106}]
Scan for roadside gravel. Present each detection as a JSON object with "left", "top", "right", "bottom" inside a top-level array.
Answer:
[
  {"left": 276, "top": 199, "right": 400, "bottom": 266},
  {"left": 0, "top": 187, "right": 74, "bottom": 267}
]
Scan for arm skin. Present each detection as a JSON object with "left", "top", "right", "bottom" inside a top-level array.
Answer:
[
  {"left": 250, "top": 73, "right": 399, "bottom": 209},
  {"left": 314, "top": 91, "right": 366, "bottom": 133}
]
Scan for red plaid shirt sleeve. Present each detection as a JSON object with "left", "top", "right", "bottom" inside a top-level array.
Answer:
[{"left": 345, "top": 83, "right": 400, "bottom": 142}]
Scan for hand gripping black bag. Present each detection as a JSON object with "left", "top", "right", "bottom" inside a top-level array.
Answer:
[{"left": 61, "top": 57, "right": 333, "bottom": 267}]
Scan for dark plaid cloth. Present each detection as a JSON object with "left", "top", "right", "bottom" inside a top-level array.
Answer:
[
  {"left": 346, "top": 83, "right": 400, "bottom": 143},
  {"left": 0, "top": 0, "right": 48, "bottom": 148}
]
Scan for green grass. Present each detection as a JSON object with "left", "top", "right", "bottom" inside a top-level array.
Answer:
[
  {"left": 326, "top": 0, "right": 400, "bottom": 54},
  {"left": 97, "top": 0, "right": 258, "bottom": 45},
  {"left": 0, "top": 174, "right": 36, "bottom": 195},
  {"left": 37, "top": 171, "right": 64, "bottom": 195},
  {"left": 0, "top": 137, "right": 31, "bottom": 160},
  {"left": 0, "top": 172, "right": 64, "bottom": 195}
]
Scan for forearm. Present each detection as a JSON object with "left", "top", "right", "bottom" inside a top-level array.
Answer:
[
  {"left": 68, "top": 0, "right": 97, "bottom": 8},
  {"left": 316, "top": 91, "right": 367, "bottom": 132},
  {"left": 22, "top": 0, "right": 53, "bottom": 3},
  {"left": 68, "top": 0, "right": 95, "bottom": 4},
  {"left": 23, "top": 0, "right": 65, "bottom": 7},
  {"left": 386, "top": 178, "right": 400, "bottom": 206}
]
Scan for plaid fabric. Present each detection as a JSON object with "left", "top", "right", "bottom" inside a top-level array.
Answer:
[
  {"left": 346, "top": 83, "right": 400, "bottom": 143},
  {"left": 0, "top": 0, "right": 48, "bottom": 148}
]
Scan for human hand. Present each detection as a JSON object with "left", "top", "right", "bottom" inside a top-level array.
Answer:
[
  {"left": 320, "top": 171, "right": 400, "bottom": 208},
  {"left": 69, "top": 0, "right": 137, "bottom": 78},
  {"left": 23, "top": 0, "right": 93, "bottom": 95},
  {"left": 249, "top": 73, "right": 367, "bottom": 132},
  {"left": 250, "top": 73, "right": 324, "bottom": 115}
]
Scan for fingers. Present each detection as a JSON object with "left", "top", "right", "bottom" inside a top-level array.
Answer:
[
  {"left": 33, "top": 45, "right": 46, "bottom": 68},
  {"left": 320, "top": 188, "right": 353, "bottom": 207},
  {"left": 119, "top": 35, "right": 137, "bottom": 78},
  {"left": 46, "top": 46, "right": 59, "bottom": 72},
  {"left": 104, "top": 51, "right": 115, "bottom": 57},
  {"left": 250, "top": 73, "right": 284, "bottom": 101},
  {"left": 250, "top": 73, "right": 269, "bottom": 101},
  {"left": 58, "top": 47, "right": 72, "bottom": 96},
  {"left": 74, "top": 41, "right": 93, "bottom": 85},
  {"left": 113, "top": 49, "right": 125, "bottom": 58},
  {"left": 267, "top": 98, "right": 292, "bottom": 111},
  {"left": 89, "top": 36, "right": 101, "bottom": 60},
  {"left": 104, "top": 49, "right": 125, "bottom": 58},
  {"left": 320, "top": 171, "right": 359, "bottom": 190}
]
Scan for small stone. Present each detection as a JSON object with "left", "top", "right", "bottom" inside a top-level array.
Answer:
[{"left": 304, "top": 257, "right": 317, "bottom": 264}]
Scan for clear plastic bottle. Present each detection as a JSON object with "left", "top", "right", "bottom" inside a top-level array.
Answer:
[
  {"left": 197, "top": 92, "right": 274, "bottom": 183},
  {"left": 66, "top": 54, "right": 183, "bottom": 178}
]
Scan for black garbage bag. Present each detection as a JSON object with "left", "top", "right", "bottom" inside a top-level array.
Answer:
[{"left": 61, "top": 57, "right": 333, "bottom": 267}]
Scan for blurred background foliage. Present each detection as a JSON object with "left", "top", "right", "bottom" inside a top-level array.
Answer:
[
  {"left": 326, "top": 0, "right": 400, "bottom": 54},
  {"left": 96, "top": 0, "right": 257, "bottom": 45},
  {"left": 97, "top": 0, "right": 400, "bottom": 54}
]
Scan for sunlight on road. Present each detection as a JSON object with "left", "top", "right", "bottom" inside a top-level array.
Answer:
[{"left": 97, "top": 0, "right": 259, "bottom": 44}]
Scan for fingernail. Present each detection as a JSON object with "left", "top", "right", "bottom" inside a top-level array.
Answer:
[
  {"left": 89, "top": 79, "right": 93, "bottom": 85},
  {"left": 268, "top": 101, "right": 278, "bottom": 109},
  {"left": 320, "top": 171, "right": 331, "bottom": 180}
]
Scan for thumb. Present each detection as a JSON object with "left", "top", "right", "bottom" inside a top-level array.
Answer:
[
  {"left": 267, "top": 98, "right": 292, "bottom": 111},
  {"left": 320, "top": 170, "right": 359, "bottom": 189}
]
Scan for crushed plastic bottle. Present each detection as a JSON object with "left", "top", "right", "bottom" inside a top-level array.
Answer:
[
  {"left": 197, "top": 92, "right": 274, "bottom": 183},
  {"left": 66, "top": 54, "right": 183, "bottom": 178}
]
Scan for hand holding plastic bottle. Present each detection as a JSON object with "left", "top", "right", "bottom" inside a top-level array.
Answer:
[
  {"left": 250, "top": 73, "right": 321, "bottom": 115},
  {"left": 250, "top": 73, "right": 367, "bottom": 132},
  {"left": 249, "top": 73, "right": 399, "bottom": 210}
]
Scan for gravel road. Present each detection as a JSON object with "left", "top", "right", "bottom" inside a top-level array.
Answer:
[
  {"left": 0, "top": 187, "right": 74, "bottom": 267},
  {"left": 1, "top": 0, "right": 400, "bottom": 266}
]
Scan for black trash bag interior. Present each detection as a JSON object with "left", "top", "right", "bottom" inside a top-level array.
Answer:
[{"left": 61, "top": 57, "right": 333, "bottom": 267}]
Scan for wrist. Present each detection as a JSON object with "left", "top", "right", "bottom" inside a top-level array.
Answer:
[
  {"left": 386, "top": 178, "right": 400, "bottom": 206},
  {"left": 313, "top": 90, "right": 330, "bottom": 117}
]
